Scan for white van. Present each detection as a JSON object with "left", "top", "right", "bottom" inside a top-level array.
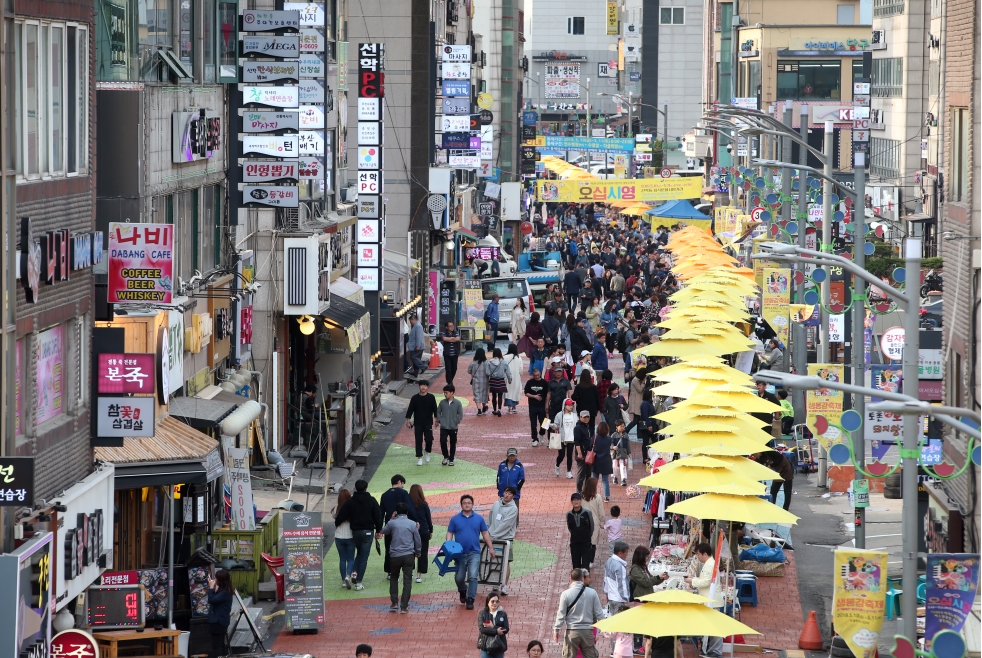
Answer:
[{"left": 481, "top": 277, "right": 534, "bottom": 332}]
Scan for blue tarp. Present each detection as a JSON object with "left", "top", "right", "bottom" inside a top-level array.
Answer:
[{"left": 644, "top": 199, "right": 711, "bottom": 220}]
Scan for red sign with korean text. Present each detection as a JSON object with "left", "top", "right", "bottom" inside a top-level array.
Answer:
[
  {"left": 97, "top": 354, "right": 155, "bottom": 394},
  {"left": 51, "top": 629, "right": 101, "bottom": 658},
  {"left": 108, "top": 223, "right": 174, "bottom": 304}
]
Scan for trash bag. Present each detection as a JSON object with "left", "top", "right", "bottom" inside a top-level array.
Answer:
[{"left": 739, "top": 543, "right": 785, "bottom": 563}]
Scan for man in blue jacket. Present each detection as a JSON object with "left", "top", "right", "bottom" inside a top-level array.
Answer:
[
  {"left": 485, "top": 294, "right": 500, "bottom": 350},
  {"left": 563, "top": 269, "right": 581, "bottom": 312},
  {"left": 496, "top": 448, "right": 526, "bottom": 524}
]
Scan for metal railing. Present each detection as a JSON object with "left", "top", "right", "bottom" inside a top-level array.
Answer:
[{"left": 873, "top": 0, "right": 904, "bottom": 16}]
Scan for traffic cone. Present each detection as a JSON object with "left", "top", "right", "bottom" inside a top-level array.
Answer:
[
  {"left": 798, "top": 610, "right": 823, "bottom": 650},
  {"left": 428, "top": 342, "right": 441, "bottom": 370}
]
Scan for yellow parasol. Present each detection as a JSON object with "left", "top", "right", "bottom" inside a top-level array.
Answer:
[
  {"left": 684, "top": 389, "right": 785, "bottom": 413},
  {"left": 661, "top": 306, "right": 750, "bottom": 324},
  {"left": 652, "top": 454, "right": 782, "bottom": 482},
  {"left": 638, "top": 465, "right": 766, "bottom": 494},
  {"left": 633, "top": 335, "right": 753, "bottom": 358},
  {"left": 649, "top": 366, "right": 755, "bottom": 384},
  {"left": 594, "top": 591, "right": 762, "bottom": 637},
  {"left": 650, "top": 431, "right": 772, "bottom": 456},
  {"left": 659, "top": 419, "right": 776, "bottom": 443},
  {"left": 666, "top": 492, "right": 800, "bottom": 525},
  {"left": 655, "top": 405, "right": 768, "bottom": 426},
  {"left": 648, "top": 377, "right": 742, "bottom": 400}
]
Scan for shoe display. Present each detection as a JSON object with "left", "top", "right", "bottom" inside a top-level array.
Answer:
[{"left": 417, "top": 458, "right": 423, "bottom": 466}]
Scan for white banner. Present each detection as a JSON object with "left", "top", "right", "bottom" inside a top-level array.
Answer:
[
  {"left": 828, "top": 314, "right": 844, "bottom": 342},
  {"left": 225, "top": 447, "right": 256, "bottom": 531},
  {"left": 544, "top": 63, "right": 580, "bottom": 98}
]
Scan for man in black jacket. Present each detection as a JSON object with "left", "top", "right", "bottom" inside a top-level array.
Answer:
[
  {"left": 406, "top": 380, "right": 439, "bottom": 465},
  {"left": 334, "top": 479, "right": 382, "bottom": 590},
  {"left": 573, "top": 411, "right": 594, "bottom": 492},
  {"left": 542, "top": 310, "right": 563, "bottom": 354},
  {"left": 380, "top": 474, "right": 418, "bottom": 577},
  {"left": 566, "top": 492, "right": 594, "bottom": 569},
  {"left": 563, "top": 269, "right": 581, "bottom": 312}
]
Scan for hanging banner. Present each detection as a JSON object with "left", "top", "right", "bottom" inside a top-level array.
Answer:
[
  {"left": 536, "top": 177, "right": 701, "bottom": 203},
  {"left": 225, "top": 447, "right": 255, "bottom": 531},
  {"left": 461, "top": 279, "right": 485, "bottom": 329},
  {"left": 790, "top": 304, "right": 820, "bottom": 326},
  {"left": 108, "top": 223, "right": 174, "bottom": 303},
  {"left": 832, "top": 549, "right": 888, "bottom": 658},
  {"left": 828, "top": 313, "right": 845, "bottom": 342},
  {"left": 924, "top": 553, "right": 980, "bottom": 643},
  {"left": 865, "top": 364, "right": 903, "bottom": 458},
  {"left": 761, "top": 268, "right": 791, "bottom": 348},
  {"left": 543, "top": 136, "right": 636, "bottom": 153},
  {"left": 807, "top": 363, "right": 845, "bottom": 451}
]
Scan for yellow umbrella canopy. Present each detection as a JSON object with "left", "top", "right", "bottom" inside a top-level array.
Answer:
[
  {"left": 670, "top": 287, "right": 748, "bottom": 306},
  {"left": 683, "top": 324, "right": 754, "bottom": 343},
  {"left": 650, "top": 366, "right": 754, "bottom": 384},
  {"left": 653, "top": 454, "right": 782, "bottom": 482},
  {"left": 659, "top": 419, "right": 776, "bottom": 443},
  {"left": 594, "top": 593, "right": 762, "bottom": 637},
  {"left": 686, "top": 389, "right": 785, "bottom": 413},
  {"left": 620, "top": 205, "right": 653, "bottom": 216},
  {"left": 662, "top": 306, "right": 750, "bottom": 324},
  {"left": 687, "top": 275, "right": 759, "bottom": 296},
  {"left": 648, "top": 377, "right": 738, "bottom": 400},
  {"left": 654, "top": 405, "right": 768, "bottom": 426},
  {"left": 650, "top": 431, "right": 773, "bottom": 456},
  {"left": 634, "top": 337, "right": 749, "bottom": 358},
  {"left": 666, "top": 492, "right": 799, "bottom": 525},
  {"left": 638, "top": 465, "right": 766, "bottom": 493},
  {"left": 650, "top": 356, "right": 730, "bottom": 375}
]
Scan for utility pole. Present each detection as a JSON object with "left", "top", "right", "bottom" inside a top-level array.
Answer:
[
  {"left": 817, "top": 119, "right": 834, "bottom": 487},
  {"left": 852, "top": 150, "right": 867, "bottom": 548},
  {"left": 793, "top": 107, "right": 809, "bottom": 424}
]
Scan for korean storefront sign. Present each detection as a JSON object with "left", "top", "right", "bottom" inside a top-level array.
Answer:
[
  {"left": 0, "top": 456, "right": 34, "bottom": 506},
  {"left": 357, "top": 42, "right": 385, "bottom": 291},
  {"left": 536, "top": 177, "right": 702, "bottom": 203},
  {"left": 96, "top": 397, "right": 155, "bottom": 438},
  {"left": 240, "top": 35, "right": 300, "bottom": 58},
  {"left": 108, "top": 223, "right": 174, "bottom": 303},
  {"left": 832, "top": 549, "right": 887, "bottom": 658},
  {"left": 544, "top": 62, "right": 581, "bottom": 98},
  {"left": 241, "top": 111, "right": 300, "bottom": 133},
  {"left": 97, "top": 354, "right": 154, "bottom": 394},
  {"left": 241, "top": 61, "right": 301, "bottom": 83},
  {"left": 225, "top": 447, "right": 256, "bottom": 531},
  {"left": 0, "top": 532, "right": 53, "bottom": 658}
]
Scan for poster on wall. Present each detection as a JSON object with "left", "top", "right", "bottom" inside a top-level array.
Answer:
[
  {"left": 282, "top": 512, "right": 325, "bottom": 630},
  {"left": 924, "top": 553, "right": 980, "bottom": 642},
  {"left": 108, "top": 223, "right": 174, "bottom": 303},
  {"left": 544, "top": 63, "right": 581, "bottom": 98},
  {"left": 832, "top": 549, "right": 888, "bottom": 658},
  {"left": 35, "top": 325, "right": 64, "bottom": 424},
  {"left": 461, "top": 280, "right": 485, "bottom": 329},
  {"left": 806, "top": 364, "right": 845, "bottom": 451},
  {"left": 865, "top": 364, "right": 904, "bottom": 460},
  {"left": 108, "top": 1, "right": 127, "bottom": 67},
  {"left": 761, "top": 268, "right": 791, "bottom": 348}
]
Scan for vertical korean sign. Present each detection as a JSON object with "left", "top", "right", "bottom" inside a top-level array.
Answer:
[
  {"left": 832, "top": 549, "right": 888, "bottom": 658},
  {"left": 924, "top": 554, "right": 980, "bottom": 643},
  {"left": 807, "top": 364, "right": 845, "bottom": 450},
  {"left": 606, "top": 2, "right": 619, "bottom": 34},
  {"left": 356, "top": 43, "right": 384, "bottom": 291},
  {"left": 282, "top": 511, "right": 325, "bottom": 631},
  {"left": 108, "top": 223, "right": 174, "bottom": 303},
  {"left": 761, "top": 268, "right": 791, "bottom": 348},
  {"left": 225, "top": 447, "right": 255, "bottom": 531}
]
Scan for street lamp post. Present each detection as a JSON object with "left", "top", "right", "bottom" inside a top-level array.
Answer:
[
  {"left": 852, "top": 149, "right": 868, "bottom": 548},
  {"left": 816, "top": 120, "right": 835, "bottom": 486},
  {"left": 795, "top": 106, "right": 809, "bottom": 425}
]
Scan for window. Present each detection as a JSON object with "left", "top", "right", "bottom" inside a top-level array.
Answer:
[
  {"left": 852, "top": 59, "right": 864, "bottom": 84},
  {"left": 836, "top": 4, "right": 855, "bottom": 23},
  {"left": 567, "top": 17, "right": 584, "bottom": 34},
  {"left": 870, "top": 137, "right": 901, "bottom": 179},
  {"left": 871, "top": 57, "right": 902, "bottom": 97},
  {"left": 180, "top": 1, "right": 193, "bottom": 74},
  {"left": 776, "top": 60, "right": 841, "bottom": 100},
  {"left": 873, "top": 0, "right": 904, "bottom": 16},
  {"left": 748, "top": 61, "right": 761, "bottom": 98},
  {"left": 951, "top": 109, "right": 968, "bottom": 202},
  {"left": 202, "top": 0, "right": 215, "bottom": 82},
  {"left": 660, "top": 7, "right": 684, "bottom": 24},
  {"left": 14, "top": 21, "right": 89, "bottom": 179}
]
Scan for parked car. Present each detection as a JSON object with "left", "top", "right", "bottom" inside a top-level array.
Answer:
[{"left": 480, "top": 277, "right": 534, "bottom": 332}]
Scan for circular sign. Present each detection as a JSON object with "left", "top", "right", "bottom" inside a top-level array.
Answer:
[
  {"left": 427, "top": 194, "right": 448, "bottom": 213},
  {"left": 880, "top": 326, "right": 905, "bottom": 361},
  {"left": 477, "top": 93, "right": 494, "bottom": 110},
  {"left": 750, "top": 206, "right": 765, "bottom": 222},
  {"left": 480, "top": 109, "right": 494, "bottom": 125},
  {"left": 52, "top": 630, "right": 101, "bottom": 658},
  {"left": 520, "top": 221, "right": 534, "bottom": 236},
  {"left": 660, "top": 168, "right": 672, "bottom": 179}
]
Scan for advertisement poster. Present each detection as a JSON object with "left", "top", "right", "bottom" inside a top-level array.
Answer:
[
  {"left": 108, "top": 223, "right": 174, "bottom": 303},
  {"left": 282, "top": 511, "right": 325, "bottom": 630},
  {"left": 427, "top": 271, "right": 440, "bottom": 328},
  {"left": 761, "top": 268, "right": 791, "bottom": 348},
  {"left": 461, "top": 279, "right": 485, "bottom": 329},
  {"left": 35, "top": 325, "right": 64, "bottom": 424},
  {"left": 832, "top": 549, "right": 888, "bottom": 658},
  {"left": 543, "top": 63, "right": 581, "bottom": 98},
  {"left": 225, "top": 447, "right": 255, "bottom": 531},
  {"left": 536, "top": 177, "right": 702, "bottom": 203},
  {"left": 865, "top": 364, "right": 904, "bottom": 460},
  {"left": 807, "top": 363, "right": 845, "bottom": 450},
  {"left": 924, "top": 553, "right": 980, "bottom": 642}
]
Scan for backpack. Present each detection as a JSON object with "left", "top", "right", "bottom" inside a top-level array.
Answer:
[{"left": 617, "top": 330, "right": 629, "bottom": 354}]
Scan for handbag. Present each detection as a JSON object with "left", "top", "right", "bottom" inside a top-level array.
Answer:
[
  {"left": 548, "top": 430, "right": 562, "bottom": 450},
  {"left": 584, "top": 439, "right": 596, "bottom": 465}
]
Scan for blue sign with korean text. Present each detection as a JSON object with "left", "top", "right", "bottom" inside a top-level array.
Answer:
[
  {"left": 543, "top": 136, "right": 636, "bottom": 153},
  {"left": 629, "top": 72, "right": 641, "bottom": 81},
  {"left": 442, "top": 80, "right": 471, "bottom": 97},
  {"left": 442, "top": 132, "right": 472, "bottom": 149},
  {"left": 523, "top": 111, "right": 538, "bottom": 126}
]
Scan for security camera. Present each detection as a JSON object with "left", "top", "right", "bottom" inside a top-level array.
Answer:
[{"left": 942, "top": 231, "right": 954, "bottom": 241}]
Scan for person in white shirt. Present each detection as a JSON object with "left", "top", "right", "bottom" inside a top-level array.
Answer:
[
  {"left": 685, "top": 543, "right": 723, "bottom": 658},
  {"left": 602, "top": 541, "right": 631, "bottom": 606},
  {"left": 553, "top": 400, "right": 579, "bottom": 479}
]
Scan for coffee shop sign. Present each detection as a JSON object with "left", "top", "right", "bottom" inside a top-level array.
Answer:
[{"left": 803, "top": 38, "right": 870, "bottom": 51}]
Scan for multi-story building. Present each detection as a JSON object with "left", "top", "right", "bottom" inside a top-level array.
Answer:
[{"left": 937, "top": 0, "right": 980, "bottom": 554}]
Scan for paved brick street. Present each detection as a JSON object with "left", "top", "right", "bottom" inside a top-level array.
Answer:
[{"left": 271, "top": 349, "right": 807, "bottom": 658}]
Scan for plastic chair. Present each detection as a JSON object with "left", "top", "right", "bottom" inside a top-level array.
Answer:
[
  {"left": 735, "top": 577, "right": 758, "bottom": 607},
  {"left": 260, "top": 552, "right": 285, "bottom": 602},
  {"left": 432, "top": 540, "right": 464, "bottom": 576},
  {"left": 885, "top": 587, "right": 902, "bottom": 621},
  {"left": 916, "top": 582, "right": 926, "bottom": 604}
]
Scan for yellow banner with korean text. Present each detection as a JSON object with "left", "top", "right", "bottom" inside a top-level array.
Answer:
[
  {"left": 761, "top": 268, "right": 791, "bottom": 348},
  {"left": 752, "top": 239, "right": 779, "bottom": 288},
  {"left": 807, "top": 363, "right": 846, "bottom": 450},
  {"left": 832, "top": 550, "right": 888, "bottom": 658},
  {"left": 535, "top": 177, "right": 702, "bottom": 203},
  {"left": 607, "top": 2, "right": 619, "bottom": 34}
]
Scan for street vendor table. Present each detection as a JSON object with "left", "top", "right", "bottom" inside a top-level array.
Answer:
[{"left": 92, "top": 628, "right": 182, "bottom": 658}]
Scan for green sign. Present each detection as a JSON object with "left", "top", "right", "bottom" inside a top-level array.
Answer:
[{"left": 854, "top": 478, "right": 869, "bottom": 508}]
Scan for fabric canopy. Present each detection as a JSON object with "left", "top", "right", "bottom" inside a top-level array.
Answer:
[{"left": 645, "top": 199, "right": 712, "bottom": 220}]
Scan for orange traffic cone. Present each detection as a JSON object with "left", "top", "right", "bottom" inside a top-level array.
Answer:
[
  {"left": 799, "top": 610, "right": 823, "bottom": 650},
  {"left": 428, "top": 343, "right": 441, "bottom": 370}
]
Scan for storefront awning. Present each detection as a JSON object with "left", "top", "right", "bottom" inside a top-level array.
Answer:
[
  {"left": 383, "top": 249, "right": 420, "bottom": 280},
  {"left": 321, "top": 293, "right": 371, "bottom": 352},
  {"left": 95, "top": 416, "right": 224, "bottom": 488},
  {"left": 168, "top": 395, "right": 238, "bottom": 429},
  {"left": 331, "top": 276, "right": 366, "bottom": 305}
]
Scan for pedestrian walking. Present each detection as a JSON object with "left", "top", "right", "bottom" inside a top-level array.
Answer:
[
  {"left": 591, "top": 330, "right": 608, "bottom": 372},
  {"left": 566, "top": 493, "right": 594, "bottom": 569},
  {"left": 332, "top": 488, "right": 355, "bottom": 589},
  {"left": 545, "top": 357, "right": 573, "bottom": 413},
  {"left": 380, "top": 475, "right": 418, "bottom": 577},
  {"left": 406, "top": 314, "right": 427, "bottom": 379},
  {"left": 504, "top": 344, "right": 525, "bottom": 414},
  {"left": 524, "top": 368, "right": 548, "bottom": 447},
  {"left": 447, "top": 494, "right": 496, "bottom": 610},
  {"left": 441, "top": 321, "right": 462, "bottom": 386},
  {"left": 553, "top": 399, "right": 579, "bottom": 478},
  {"left": 438, "top": 384, "right": 464, "bottom": 465},
  {"left": 628, "top": 546, "right": 667, "bottom": 600},
  {"left": 477, "top": 592, "right": 510, "bottom": 658},
  {"left": 486, "top": 294, "right": 501, "bottom": 350},
  {"left": 406, "top": 380, "right": 438, "bottom": 466},
  {"left": 333, "top": 478, "right": 382, "bottom": 590},
  {"left": 496, "top": 447, "right": 525, "bottom": 519},
  {"left": 611, "top": 420, "right": 630, "bottom": 486},
  {"left": 381, "top": 503, "right": 422, "bottom": 613},
  {"left": 470, "top": 348, "right": 491, "bottom": 415},
  {"left": 487, "top": 348, "right": 513, "bottom": 417},
  {"left": 599, "top": 302, "right": 619, "bottom": 354},
  {"left": 573, "top": 410, "right": 593, "bottom": 492},
  {"left": 487, "top": 486, "right": 519, "bottom": 595},
  {"left": 603, "top": 541, "right": 631, "bottom": 609},
  {"left": 581, "top": 478, "right": 606, "bottom": 565},
  {"left": 510, "top": 297, "right": 527, "bottom": 344},
  {"left": 685, "top": 543, "right": 724, "bottom": 658},
  {"left": 409, "top": 484, "right": 432, "bottom": 583},
  {"left": 529, "top": 337, "right": 548, "bottom": 375},
  {"left": 591, "top": 423, "right": 614, "bottom": 500},
  {"left": 552, "top": 569, "right": 605, "bottom": 658},
  {"left": 571, "top": 372, "right": 600, "bottom": 437},
  {"left": 602, "top": 384, "right": 625, "bottom": 429},
  {"left": 206, "top": 570, "right": 234, "bottom": 658},
  {"left": 603, "top": 506, "right": 622, "bottom": 552},
  {"left": 520, "top": 312, "right": 543, "bottom": 357}
]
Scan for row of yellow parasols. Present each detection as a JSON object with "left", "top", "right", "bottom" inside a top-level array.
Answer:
[{"left": 593, "top": 227, "right": 795, "bottom": 644}]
